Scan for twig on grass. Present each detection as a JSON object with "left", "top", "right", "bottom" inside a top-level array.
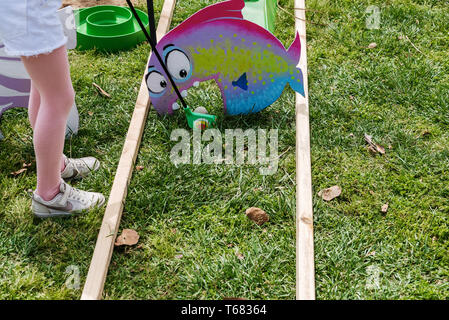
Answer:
[{"left": 404, "top": 35, "right": 428, "bottom": 57}]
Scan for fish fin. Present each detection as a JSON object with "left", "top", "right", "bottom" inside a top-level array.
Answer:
[
  {"left": 180, "top": 0, "right": 244, "bottom": 27},
  {"left": 232, "top": 72, "right": 248, "bottom": 90},
  {"left": 286, "top": 32, "right": 305, "bottom": 96},
  {"left": 288, "top": 68, "right": 305, "bottom": 97},
  {"left": 287, "top": 32, "right": 301, "bottom": 63}
]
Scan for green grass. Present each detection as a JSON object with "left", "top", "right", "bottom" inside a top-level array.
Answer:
[{"left": 0, "top": 0, "right": 448, "bottom": 299}]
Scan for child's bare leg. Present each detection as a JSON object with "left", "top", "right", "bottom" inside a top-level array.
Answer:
[
  {"left": 28, "top": 81, "right": 67, "bottom": 172},
  {"left": 28, "top": 82, "right": 40, "bottom": 130},
  {"left": 21, "top": 45, "right": 74, "bottom": 201}
]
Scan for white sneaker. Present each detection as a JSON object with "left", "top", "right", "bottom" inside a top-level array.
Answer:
[
  {"left": 61, "top": 155, "right": 100, "bottom": 180},
  {"left": 32, "top": 180, "right": 105, "bottom": 218}
]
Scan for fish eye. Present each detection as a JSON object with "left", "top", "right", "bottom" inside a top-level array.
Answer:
[
  {"left": 146, "top": 70, "right": 168, "bottom": 95},
  {"left": 165, "top": 49, "right": 191, "bottom": 82}
]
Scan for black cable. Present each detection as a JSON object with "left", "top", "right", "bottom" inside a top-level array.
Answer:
[
  {"left": 126, "top": 0, "right": 188, "bottom": 109},
  {"left": 146, "top": 0, "right": 157, "bottom": 44}
]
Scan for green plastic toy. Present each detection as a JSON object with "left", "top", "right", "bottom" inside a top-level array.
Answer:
[
  {"left": 75, "top": 5, "right": 150, "bottom": 52},
  {"left": 242, "top": 0, "right": 278, "bottom": 33}
]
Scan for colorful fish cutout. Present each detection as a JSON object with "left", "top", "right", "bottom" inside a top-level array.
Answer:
[{"left": 146, "top": 0, "right": 305, "bottom": 116}]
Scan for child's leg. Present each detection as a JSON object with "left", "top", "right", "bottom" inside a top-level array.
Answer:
[
  {"left": 28, "top": 82, "right": 40, "bottom": 130},
  {"left": 21, "top": 45, "right": 75, "bottom": 201},
  {"left": 28, "top": 81, "right": 66, "bottom": 172}
]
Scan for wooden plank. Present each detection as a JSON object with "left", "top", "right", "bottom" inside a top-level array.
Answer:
[
  {"left": 80, "top": 0, "right": 176, "bottom": 300},
  {"left": 295, "top": 0, "right": 316, "bottom": 300}
]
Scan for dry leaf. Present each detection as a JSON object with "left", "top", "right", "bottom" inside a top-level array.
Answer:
[
  {"left": 88, "top": 111, "right": 94, "bottom": 116},
  {"left": 245, "top": 207, "right": 269, "bottom": 226},
  {"left": 135, "top": 165, "right": 144, "bottom": 171},
  {"left": 115, "top": 229, "right": 139, "bottom": 246},
  {"left": 364, "top": 134, "right": 386, "bottom": 155},
  {"left": 92, "top": 82, "right": 111, "bottom": 98},
  {"left": 366, "top": 251, "right": 376, "bottom": 257},
  {"left": 368, "top": 42, "right": 377, "bottom": 49},
  {"left": 236, "top": 252, "right": 244, "bottom": 260},
  {"left": 174, "top": 254, "right": 183, "bottom": 259},
  {"left": 11, "top": 168, "right": 27, "bottom": 176},
  {"left": 381, "top": 203, "right": 389, "bottom": 213},
  {"left": 318, "top": 185, "right": 342, "bottom": 201},
  {"left": 22, "top": 162, "right": 32, "bottom": 168},
  {"left": 368, "top": 145, "right": 378, "bottom": 155}
]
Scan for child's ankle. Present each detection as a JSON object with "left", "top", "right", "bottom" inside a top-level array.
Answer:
[
  {"left": 60, "top": 155, "right": 67, "bottom": 172},
  {"left": 37, "top": 184, "right": 61, "bottom": 202}
]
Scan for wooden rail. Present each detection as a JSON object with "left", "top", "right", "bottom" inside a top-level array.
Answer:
[
  {"left": 295, "top": 0, "right": 316, "bottom": 300},
  {"left": 81, "top": 0, "right": 177, "bottom": 300}
]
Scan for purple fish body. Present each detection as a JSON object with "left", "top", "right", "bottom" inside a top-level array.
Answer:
[{"left": 146, "top": 0, "right": 304, "bottom": 115}]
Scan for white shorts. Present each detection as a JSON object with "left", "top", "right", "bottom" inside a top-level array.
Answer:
[{"left": 0, "top": 0, "right": 67, "bottom": 57}]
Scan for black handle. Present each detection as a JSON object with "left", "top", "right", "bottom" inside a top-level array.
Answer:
[
  {"left": 126, "top": 0, "right": 188, "bottom": 109},
  {"left": 146, "top": 0, "right": 157, "bottom": 45}
]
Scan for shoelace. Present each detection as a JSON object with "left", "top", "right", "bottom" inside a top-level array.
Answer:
[
  {"left": 68, "top": 158, "right": 92, "bottom": 171},
  {"left": 68, "top": 186, "right": 89, "bottom": 204}
]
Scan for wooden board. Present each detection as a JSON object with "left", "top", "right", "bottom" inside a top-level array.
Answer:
[
  {"left": 295, "top": 0, "right": 316, "bottom": 300},
  {"left": 81, "top": 0, "right": 176, "bottom": 300}
]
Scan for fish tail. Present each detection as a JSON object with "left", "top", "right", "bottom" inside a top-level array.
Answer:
[
  {"left": 286, "top": 32, "right": 305, "bottom": 96},
  {"left": 287, "top": 32, "right": 301, "bottom": 63}
]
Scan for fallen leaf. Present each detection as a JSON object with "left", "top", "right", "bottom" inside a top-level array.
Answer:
[
  {"left": 22, "top": 162, "right": 32, "bottom": 168},
  {"left": 92, "top": 82, "right": 111, "bottom": 98},
  {"left": 366, "top": 251, "right": 376, "bottom": 257},
  {"left": 368, "top": 42, "right": 377, "bottom": 49},
  {"left": 367, "top": 145, "right": 378, "bottom": 155},
  {"left": 175, "top": 254, "right": 183, "bottom": 259},
  {"left": 381, "top": 203, "right": 389, "bottom": 213},
  {"left": 318, "top": 185, "right": 342, "bottom": 201},
  {"left": 236, "top": 252, "right": 244, "bottom": 260},
  {"left": 364, "top": 134, "right": 386, "bottom": 155},
  {"left": 245, "top": 207, "right": 269, "bottom": 226},
  {"left": 88, "top": 111, "right": 94, "bottom": 116},
  {"left": 135, "top": 165, "right": 144, "bottom": 171},
  {"left": 115, "top": 229, "right": 139, "bottom": 246},
  {"left": 10, "top": 168, "right": 27, "bottom": 176}
]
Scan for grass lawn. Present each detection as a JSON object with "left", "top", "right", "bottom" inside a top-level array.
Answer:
[{"left": 0, "top": 0, "right": 448, "bottom": 299}]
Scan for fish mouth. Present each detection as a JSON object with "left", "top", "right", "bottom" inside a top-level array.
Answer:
[{"left": 168, "top": 80, "right": 201, "bottom": 113}]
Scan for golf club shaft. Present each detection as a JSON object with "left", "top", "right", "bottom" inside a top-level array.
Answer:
[
  {"left": 146, "top": 0, "right": 157, "bottom": 44},
  {"left": 126, "top": 0, "right": 189, "bottom": 109}
]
